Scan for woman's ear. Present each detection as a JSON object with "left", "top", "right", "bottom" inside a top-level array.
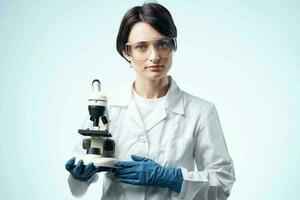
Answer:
[{"left": 122, "top": 51, "right": 131, "bottom": 62}]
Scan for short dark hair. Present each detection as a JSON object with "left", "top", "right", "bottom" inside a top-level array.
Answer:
[{"left": 116, "top": 3, "right": 177, "bottom": 62}]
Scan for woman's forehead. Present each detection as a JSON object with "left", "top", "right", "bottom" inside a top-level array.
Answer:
[{"left": 128, "top": 22, "right": 164, "bottom": 43}]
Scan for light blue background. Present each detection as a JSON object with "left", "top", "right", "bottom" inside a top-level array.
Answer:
[{"left": 0, "top": 0, "right": 299, "bottom": 199}]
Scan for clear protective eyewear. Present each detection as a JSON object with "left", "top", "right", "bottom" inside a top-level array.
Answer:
[{"left": 125, "top": 37, "right": 177, "bottom": 61}]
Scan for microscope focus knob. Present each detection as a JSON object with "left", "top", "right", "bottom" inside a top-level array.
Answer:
[
  {"left": 82, "top": 138, "right": 91, "bottom": 149},
  {"left": 103, "top": 139, "right": 115, "bottom": 151}
]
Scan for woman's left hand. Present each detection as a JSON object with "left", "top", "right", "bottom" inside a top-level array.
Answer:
[{"left": 114, "top": 155, "right": 183, "bottom": 193}]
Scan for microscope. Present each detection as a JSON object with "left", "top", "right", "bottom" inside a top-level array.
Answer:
[{"left": 78, "top": 79, "right": 117, "bottom": 168}]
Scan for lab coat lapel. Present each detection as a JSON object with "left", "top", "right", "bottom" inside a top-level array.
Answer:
[
  {"left": 108, "top": 81, "right": 145, "bottom": 130},
  {"left": 144, "top": 107, "right": 167, "bottom": 132},
  {"left": 165, "top": 76, "right": 184, "bottom": 115},
  {"left": 127, "top": 98, "right": 145, "bottom": 130},
  {"left": 108, "top": 81, "right": 145, "bottom": 131}
]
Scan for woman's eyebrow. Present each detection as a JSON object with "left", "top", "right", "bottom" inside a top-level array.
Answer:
[{"left": 128, "top": 40, "right": 146, "bottom": 45}]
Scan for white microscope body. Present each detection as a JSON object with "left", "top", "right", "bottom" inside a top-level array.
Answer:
[{"left": 78, "top": 79, "right": 117, "bottom": 168}]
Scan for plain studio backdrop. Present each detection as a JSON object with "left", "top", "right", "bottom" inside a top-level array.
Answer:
[{"left": 0, "top": 0, "right": 299, "bottom": 199}]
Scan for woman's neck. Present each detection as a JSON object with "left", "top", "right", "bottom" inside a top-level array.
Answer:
[{"left": 134, "top": 76, "right": 169, "bottom": 99}]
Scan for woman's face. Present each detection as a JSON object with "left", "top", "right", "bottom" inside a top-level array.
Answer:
[{"left": 124, "top": 22, "right": 173, "bottom": 81}]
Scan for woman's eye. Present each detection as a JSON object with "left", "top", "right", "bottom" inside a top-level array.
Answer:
[
  {"left": 157, "top": 41, "right": 169, "bottom": 48},
  {"left": 135, "top": 43, "right": 146, "bottom": 50}
]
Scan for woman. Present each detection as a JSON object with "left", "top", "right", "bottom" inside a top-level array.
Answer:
[{"left": 66, "top": 2, "right": 235, "bottom": 200}]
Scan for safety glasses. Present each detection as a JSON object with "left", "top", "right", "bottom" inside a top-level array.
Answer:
[{"left": 125, "top": 37, "right": 177, "bottom": 61}]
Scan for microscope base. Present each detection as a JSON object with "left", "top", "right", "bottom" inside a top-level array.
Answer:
[{"left": 81, "top": 154, "right": 117, "bottom": 168}]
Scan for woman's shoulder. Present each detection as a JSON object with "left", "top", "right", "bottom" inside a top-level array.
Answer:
[
  {"left": 181, "top": 90, "right": 215, "bottom": 113},
  {"left": 169, "top": 77, "right": 215, "bottom": 113}
]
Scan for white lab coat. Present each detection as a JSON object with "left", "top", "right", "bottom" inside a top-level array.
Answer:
[{"left": 68, "top": 76, "right": 235, "bottom": 200}]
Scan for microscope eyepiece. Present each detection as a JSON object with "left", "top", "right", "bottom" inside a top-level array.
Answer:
[{"left": 92, "top": 79, "right": 101, "bottom": 92}]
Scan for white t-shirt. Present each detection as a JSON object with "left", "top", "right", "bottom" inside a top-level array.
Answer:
[{"left": 132, "top": 88, "right": 167, "bottom": 125}]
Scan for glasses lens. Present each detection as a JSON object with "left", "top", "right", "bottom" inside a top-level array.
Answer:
[
  {"left": 126, "top": 38, "right": 175, "bottom": 61},
  {"left": 154, "top": 38, "right": 173, "bottom": 56}
]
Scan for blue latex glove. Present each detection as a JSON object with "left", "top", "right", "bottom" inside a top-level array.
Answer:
[
  {"left": 65, "top": 157, "right": 104, "bottom": 182},
  {"left": 114, "top": 155, "right": 183, "bottom": 193}
]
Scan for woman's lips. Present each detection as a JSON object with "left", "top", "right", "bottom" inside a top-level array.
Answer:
[
  {"left": 146, "top": 65, "right": 163, "bottom": 68},
  {"left": 146, "top": 65, "right": 163, "bottom": 71}
]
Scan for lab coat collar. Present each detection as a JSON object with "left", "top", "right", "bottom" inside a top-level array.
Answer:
[
  {"left": 109, "top": 76, "right": 184, "bottom": 115},
  {"left": 165, "top": 76, "right": 184, "bottom": 115}
]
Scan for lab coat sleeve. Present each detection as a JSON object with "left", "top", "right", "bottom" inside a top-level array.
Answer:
[
  {"left": 178, "top": 103, "right": 236, "bottom": 200},
  {"left": 67, "top": 138, "right": 100, "bottom": 197},
  {"left": 68, "top": 173, "right": 99, "bottom": 197}
]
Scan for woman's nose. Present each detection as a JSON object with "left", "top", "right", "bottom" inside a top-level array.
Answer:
[{"left": 148, "top": 46, "right": 160, "bottom": 62}]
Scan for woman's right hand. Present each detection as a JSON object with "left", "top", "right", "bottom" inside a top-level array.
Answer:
[{"left": 65, "top": 157, "right": 103, "bottom": 182}]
